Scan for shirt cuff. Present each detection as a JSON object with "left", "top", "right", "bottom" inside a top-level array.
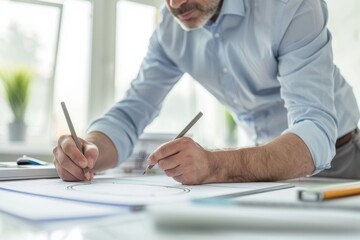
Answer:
[
  {"left": 87, "top": 118, "right": 133, "bottom": 166},
  {"left": 283, "top": 120, "right": 336, "bottom": 175}
]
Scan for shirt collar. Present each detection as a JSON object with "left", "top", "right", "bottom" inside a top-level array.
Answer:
[
  {"left": 204, "top": 0, "right": 245, "bottom": 30},
  {"left": 219, "top": 0, "right": 246, "bottom": 17},
  {"left": 204, "top": 0, "right": 245, "bottom": 28}
]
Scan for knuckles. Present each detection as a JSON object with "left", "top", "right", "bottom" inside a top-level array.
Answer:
[
  {"left": 178, "top": 137, "right": 195, "bottom": 148},
  {"left": 58, "top": 135, "right": 70, "bottom": 145},
  {"left": 62, "top": 137, "right": 75, "bottom": 153}
]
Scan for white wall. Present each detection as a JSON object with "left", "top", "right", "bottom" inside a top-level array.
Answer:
[{"left": 327, "top": 0, "right": 360, "bottom": 105}]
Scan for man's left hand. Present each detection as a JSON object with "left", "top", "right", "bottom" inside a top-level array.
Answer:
[{"left": 146, "top": 137, "right": 217, "bottom": 184}]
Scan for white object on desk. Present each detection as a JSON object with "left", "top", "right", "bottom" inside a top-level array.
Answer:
[
  {"left": 148, "top": 201, "right": 360, "bottom": 231},
  {"left": 147, "top": 182, "right": 360, "bottom": 239},
  {"left": 233, "top": 181, "right": 360, "bottom": 211},
  {"left": 0, "top": 163, "right": 58, "bottom": 181}
]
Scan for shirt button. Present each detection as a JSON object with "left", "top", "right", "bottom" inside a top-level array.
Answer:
[
  {"left": 223, "top": 68, "right": 228, "bottom": 73},
  {"left": 214, "top": 33, "right": 220, "bottom": 38}
]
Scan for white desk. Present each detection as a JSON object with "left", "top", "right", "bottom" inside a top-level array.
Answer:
[{"left": 1, "top": 176, "right": 360, "bottom": 240}]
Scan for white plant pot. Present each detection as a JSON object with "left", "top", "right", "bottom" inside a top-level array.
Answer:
[{"left": 8, "top": 121, "right": 27, "bottom": 142}]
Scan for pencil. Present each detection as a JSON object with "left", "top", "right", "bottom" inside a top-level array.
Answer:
[
  {"left": 61, "top": 101, "right": 91, "bottom": 181},
  {"left": 322, "top": 185, "right": 360, "bottom": 200},
  {"left": 298, "top": 182, "right": 360, "bottom": 201},
  {"left": 143, "top": 112, "right": 203, "bottom": 175}
]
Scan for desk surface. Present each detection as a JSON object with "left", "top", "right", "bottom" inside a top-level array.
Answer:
[{"left": 1, "top": 176, "right": 360, "bottom": 240}]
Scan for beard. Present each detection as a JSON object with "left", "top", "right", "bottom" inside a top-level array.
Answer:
[{"left": 169, "top": 0, "right": 222, "bottom": 31}]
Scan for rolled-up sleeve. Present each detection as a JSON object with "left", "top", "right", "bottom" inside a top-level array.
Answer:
[{"left": 277, "top": 1, "right": 337, "bottom": 174}]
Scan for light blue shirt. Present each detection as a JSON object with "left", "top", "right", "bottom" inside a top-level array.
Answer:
[{"left": 88, "top": 0, "right": 359, "bottom": 174}]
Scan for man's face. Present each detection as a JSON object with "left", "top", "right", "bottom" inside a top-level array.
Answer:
[{"left": 165, "top": 0, "right": 222, "bottom": 31}]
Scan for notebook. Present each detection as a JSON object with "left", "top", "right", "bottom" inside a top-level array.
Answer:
[{"left": 0, "top": 162, "right": 58, "bottom": 180}]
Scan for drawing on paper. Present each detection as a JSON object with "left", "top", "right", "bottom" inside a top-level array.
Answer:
[{"left": 67, "top": 180, "right": 191, "bottom": 198}]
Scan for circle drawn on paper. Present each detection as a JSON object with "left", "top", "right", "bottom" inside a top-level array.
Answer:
[{"left": 67, "top": 181, "right": 190, "bottom": 198}]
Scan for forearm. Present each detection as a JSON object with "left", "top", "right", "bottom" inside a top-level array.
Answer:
[
  {"left": 86, "top": 131, "right": 118, "bottom": 172},
  {"left": 209, "top": 133, "right": 315, "bottom": 182}
]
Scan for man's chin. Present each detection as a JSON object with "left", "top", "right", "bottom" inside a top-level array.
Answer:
[{"left": 175, "top": 19, "right": 205, "bottom": 31}]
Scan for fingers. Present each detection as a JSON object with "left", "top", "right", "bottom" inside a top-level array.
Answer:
[
  {"left": 59, "top": 135, "right": 88, "bottom": 168},
  {"left": 147, "top": 137, "right": 193, "bottom": 166},
  {"left": 163, "top": 162, "right": 182, "bottom": 177},
  {"left": 157, "top": 154, "right": 180, "bottom": 171},
  {"left": 146, "top": 137, "right": 211, "bottom": 184},
  {"left": 156, "top": 152, "right": 190, "bottom": 182},
  {"left": 53, "top": 135, "right": 98, "bottom": 181},
  {"left": 54, "top": 158, "right": 84, "bottom": 181},
  {"left": 165, "top": 162, "right": 201, "bottom": 185}
]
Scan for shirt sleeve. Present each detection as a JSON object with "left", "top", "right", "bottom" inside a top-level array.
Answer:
[
  {"left": 87, "top": 12, "right": 184, "bottom": 164},
  {"left": 276, "top": 0, "right": 338, "bottom": 174}
]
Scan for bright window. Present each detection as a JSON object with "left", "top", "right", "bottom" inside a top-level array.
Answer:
[
  {"left": 53, "top": 0, "right": 92, "bottom": 138},
  {"left": 0, "top": 0, "right": 91, "bottom": 148},
  {"left": 0, "top": 0, "right": 61, "bottom": 144}
]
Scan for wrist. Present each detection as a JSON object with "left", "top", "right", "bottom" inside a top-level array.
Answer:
[
  {"left": 206, "top": 147, "right": 260, "bottom": 183},
  {"left": 205, "top": 150, "right": 228, "bottom": 183}
]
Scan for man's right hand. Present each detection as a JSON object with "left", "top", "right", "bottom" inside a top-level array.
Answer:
[{"left": 53, "top": 135, "right": 99, "bottom": 181}]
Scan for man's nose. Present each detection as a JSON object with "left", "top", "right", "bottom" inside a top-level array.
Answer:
[{"left": 170, "top": 0, "right": 187, "bottom": 9}]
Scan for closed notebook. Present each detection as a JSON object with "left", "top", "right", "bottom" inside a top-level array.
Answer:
[{"left": 0, "top": 162, "right": 58, "bottom": 181}]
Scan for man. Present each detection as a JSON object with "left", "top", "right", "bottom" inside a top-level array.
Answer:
[{"left": 53, "top": 0, "right": 360, "bottom": 184}]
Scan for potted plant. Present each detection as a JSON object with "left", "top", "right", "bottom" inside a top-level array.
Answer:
[{"left": 0, "top": 66, "right": 33, "bottom": 141}]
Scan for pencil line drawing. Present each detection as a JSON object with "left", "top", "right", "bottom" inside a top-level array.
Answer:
[{"left": 67, "top": 179, "right": 191, "bottom": 198}]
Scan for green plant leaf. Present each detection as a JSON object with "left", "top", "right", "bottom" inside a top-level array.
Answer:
[
  {"left": 0, "top": 66, "right": 33, "bottom": 122},
  {"left": 224, "top": 110, "right": 236, "bottom": 133}
]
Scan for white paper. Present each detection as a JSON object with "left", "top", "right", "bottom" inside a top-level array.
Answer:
[
  {"left": 0, "top": 175, "right": 292, "bottom": 206},
  {"left": 0, "top": 189, "right": 129, "bottom": 222}
]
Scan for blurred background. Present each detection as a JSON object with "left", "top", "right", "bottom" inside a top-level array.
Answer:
[{"left": 0, "top": 0, "right": 359, "bottom": 166}]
